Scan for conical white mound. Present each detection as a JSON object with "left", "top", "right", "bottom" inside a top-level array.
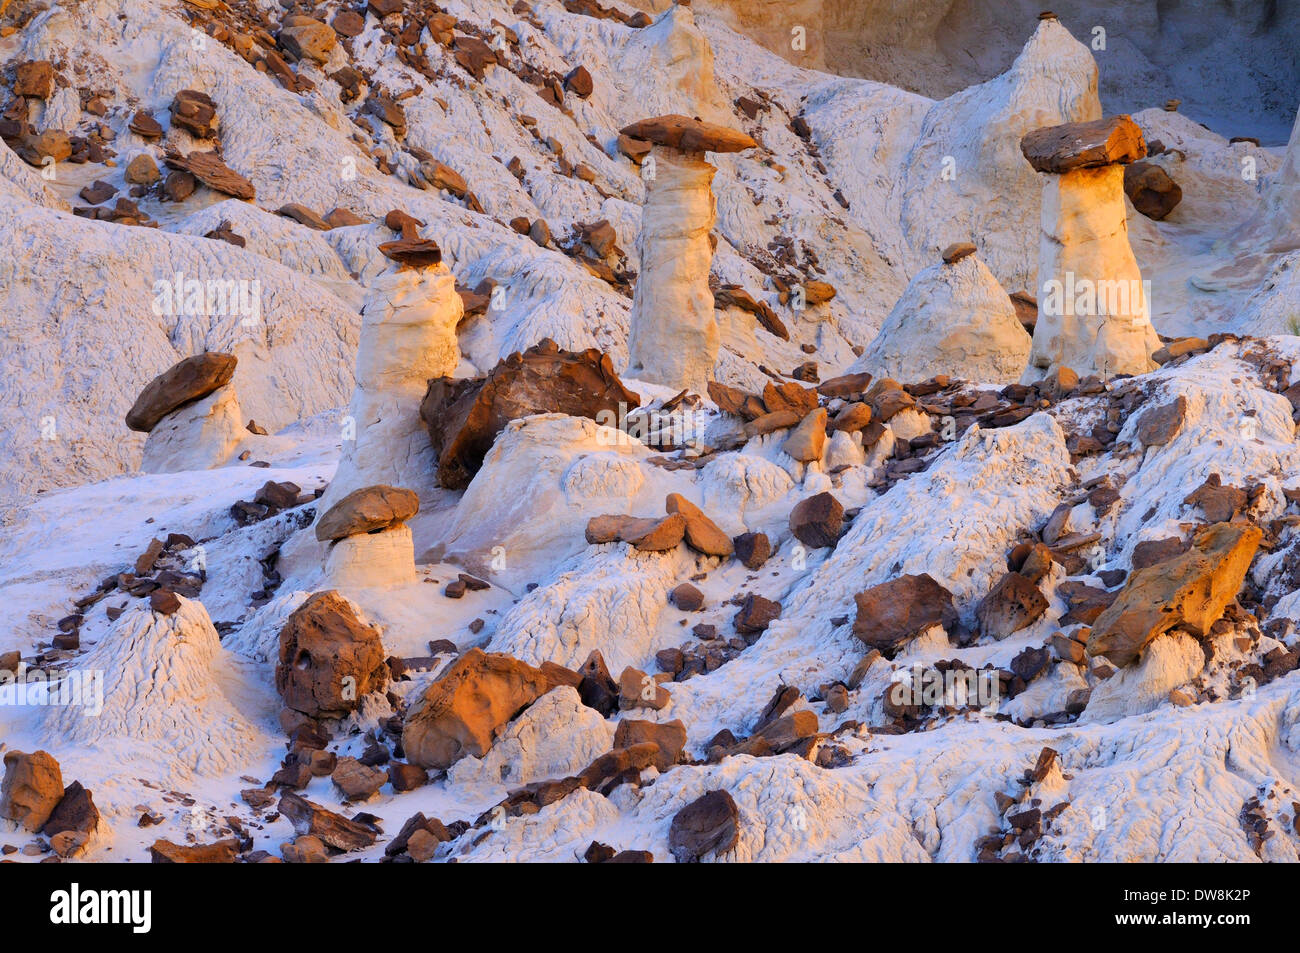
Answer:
[{"left": 42, "top": 597, "right": 258, "bottom": 778}]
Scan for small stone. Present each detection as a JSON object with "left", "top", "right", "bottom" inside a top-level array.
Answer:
[
  {"left": 668, "top": 790, "right": 739, "bottom": 862},
  {"left": 789, "top": 491, "right": 844, "bottom": 548},
  {"left": 670, "top": 583, "right": 704, "bottom": 612},
  {"left": 733, "top": 594, "right": 781, "bottom": 637},
  {"left": 942, "top": 242, "right": 977, "bottom": 263},
  {"left": 733, "top": 532, "right": 771, "bottom": 570},
  {"left": 149, "top": 589, "right": 181, "bottom": 615},
  {"left": 618, "top": 667, "right": 669, "bottom": 711}
]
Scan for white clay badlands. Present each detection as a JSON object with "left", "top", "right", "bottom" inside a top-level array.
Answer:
[{"left": 0, "top": 0, "right": 1298, "bottom": 887}]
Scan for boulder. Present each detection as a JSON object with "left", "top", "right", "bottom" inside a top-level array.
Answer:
[
  {"left": 14, "top": 130, "right": 71, "bottom": 166},
  {"left": 402, "top": 648, "right": 578, "bottom": 770},
  {"left": 163, "top": 150, "right": 256, "bottom": 200},
  {"left": 1124, "top": 160, "right": 1182, "bottom": 220},
  {"left": 977, "top": 572, "right": 1049, "bottom": 639},
  {"left": 618, "top": 114, "right": 756, "bottom": 154},
  {"left": 853, "top": 574, "right": 958, "bottom": 651},
  {"left": 14, "top": 60, "right": 54, "bottom": 99},
  {"left": 125, "top": 154, "right": 161, "bottom": 185},
  {"left": 585, "top": 513, "right": 686, "bottom": 552},
  {"left": 1183, "top": 474, "right": 1248, "bottom": 524},
  {"left": 669, "top": 582, "right": 704, "bottom": 611},
  {"left": 733, "top": 532, "right": 771, "bottom": 569},
  {"left": 1134, "top": 395, "right": 1187, "bottom": 447},
  {"left": 315, "top": 485, "right": 420, "bottom": 541},
  {"left": 278, "top": 792, "right": 378, "bottom": 851},
  {"left": 275, "top": 591, "right": 388, "bottom": 718},
  {"left": 42, "top": 781, "right": 99, "bottom": 843},
  {"left": 1087, "top": 522, "right": 1263, "bottom": 667},
  {"left": 733, "top": 594, "right": 781, "bottom": 637},
  {"left": 279, "top": 17, "right": 337, "bottom": 64},
  {"left": 665, "top": 493, "right": 733, "bottom": 556},
  {"left": 170, "top": 89, "right": 219, "bottom": 138},
  {"left": 668, "top": 790, "right": 739, "bottom": 862},
  {"left": 789, "top": 492, "right": 843, "bottom": 548},
  {"left": 1020, "top": 115, "right": 1146, "bottom": 174},
  {"left": 618, "top": 666, "right": 670, "bottom": 710},
  {"left": 125, "top": 352, "right": 237, "bottom": 432},
  {"left": 613, "top": 719, "right": 687, "bottom": 771},
  {"left": 421, "top": 339, "right": 640, "bottom": 490},
  {"left": 564, "top": 65, "right": 593, "bottom": 97},
  {"left": 150, "top": 838, "right": 240, "bottom": 863},
  {"left": 782, "top": 408, "right": 827, "bottom": 462},
  {"left": 331, "top": 757, "right": 387, "bottom": 801},
  {"left": 0, "top": 750, "right": 63, "bottom": 832}
]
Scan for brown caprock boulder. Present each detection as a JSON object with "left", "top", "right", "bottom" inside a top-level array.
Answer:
[
  {"left": 420, "top": 338, "right": 640, "bottom": 490},
  {"left": 315, "top": 485, "right": 420, "bottom": 541},
  {"left": 1087, "top": 522, "right": 1262, "bottom": 667},
  {"left": 401, "top": 648, "right": 579, "bottom": 770},
  {"left": 125, "top": 352, "right": 237, "bottom": 432}
]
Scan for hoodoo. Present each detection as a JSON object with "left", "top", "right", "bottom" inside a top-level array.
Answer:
[
  {"left": 620, "top": 114, "right": 756, "bottom": 393},
  {"left": 1020, "top": 115, "right": 1161, "bottom": 380}
]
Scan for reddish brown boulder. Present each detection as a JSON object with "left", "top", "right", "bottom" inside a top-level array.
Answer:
[
  {"left": 1124, "top": 160, "right": 1182, "bottom": 220},
  {"left": 762, "top": 380, "right": 819, "bottom": 417},
  {"left": 619, "top": 114, "right": 756, "bottom": 154},
  {"left": 164, "top": 150, "right": 256, "bottom": 200},
  {"left": 170, "top": 89, "right": 219, "bottom": 138},
  {"left": 1134, "top": 395, "right": 1187, "bottom": 447},
  {"left": 420, "top": 339, "right": 640, "bottom": 490},
  {"left": 665, "top": 493, "right": 733, "bottom": 557},
  {"left": 669, "top": 583, "right": 704, "bottom": 611},
  {"left": 733, "top": 532, "right": 771, "bottom": 570},
  {"left": 1183, "top": 473, "right": 1248, "bottom": 523},
  {"left": 129, "top": 111, "right": 164, "bottom": 138},
  {"left": 277, "top": 791, "right": 378, "bottom": 851},
  {"left": 614, "top": 719, "right": 687, "bottom": 771},
  {"left": 402, "top": 648, "right": 577, "bottom": 769},
  {"left": 43, "top": 781, "right": 100, "bottom": 845},
  {"left": 14, "top": 61, "right": 54, "bottom": 99},
  {"left": 150, "top": 838, "right": 240, "bottom": 863},
  {"left": 585, "top": 513, "right": 685, "bottom": 551},
  {"left": 789, "top": 492, "right": 843, "bottom": 548},
  {"left": 669, "top": 790, "right": 739, "bottom": 862},
  {"left": 1088, "top": 522, "right": 1262, "bottom": 667},
  {"left": 315, "top": 485, "right": 420, "bottom": 541},
  {"left": 976, "top": 572, "right": 1049, "bottom": 639},
  {"left": 275, "top": 591, "right": 388, "bottom": 718},
  {"left": 564, "top": 65, "right": 593, "bottom": 97},
  {"left": 853, "top": 574, "right": 957, "bottom": 651},
  {"left": 1020, "top": 115, "right": 1146, "bottom": 174},
  {"left": 0, "top": 750, "right": 63, "bottom": 832},
  {"left": 125, "top": 352, "right": 237, "bottom": 432},
  {"left": 734, "top": 594, "right": 781, "bottom": 638},
  {"left": 331, "top": 756, "right": 387, "bottom": 801}
]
